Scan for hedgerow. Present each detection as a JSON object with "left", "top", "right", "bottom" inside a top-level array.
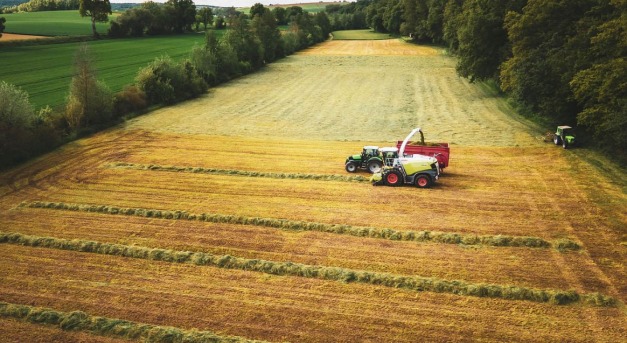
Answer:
[
  {"left": 108, "top": 162, "right": 369, "bottom": 183},
  {"left": 21, "top": 200, "right": 579, "bottom": 251},
  {"left": 0, "top": 232, "right": 615, "bottom": 307},
  {"left": 0, "top": 301, "right": 266, "bottom": 343}
]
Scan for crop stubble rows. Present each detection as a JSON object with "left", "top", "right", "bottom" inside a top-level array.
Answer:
[{"left": 0, "top": 39, "right": 625, "bottom": 341}]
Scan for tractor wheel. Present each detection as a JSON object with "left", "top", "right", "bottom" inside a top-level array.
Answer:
[
  {"left": 562, "top": 140, "right": 569, "bottom": 149},
  {"left": 554, "top": 135, "right": 562, "bottom": 145},
  {"left": 345, "top": 161, "right": 358, "bottom": 173},
  {"left": 384, "top": 170, "right": 402, "bottom": 187},
  {"left": 415, "top": 174, "right": 432, "bottom": 188},
  {"left": 367, "top": 160, "right": 383, "bottom": 174}
]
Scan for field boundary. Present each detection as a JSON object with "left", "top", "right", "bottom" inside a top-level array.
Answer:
[
  {"left": 0, "top": 301, "right": 267, "bottom": 343},
  {"left": 20, "top": 201, "right": 580, "bottom": 250},
  {"left": 0, "top": 231, "right": 615, "bottom": 306},
  {"left": 107, "top": 162, "right": 370, "bottom": 183}
]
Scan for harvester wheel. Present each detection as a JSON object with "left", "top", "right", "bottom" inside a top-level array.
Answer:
[
  {"left": 345, "top": 161, "right": 358, "bottom": 173},
  {"left": 367, "top": 160, "right": 383, "bottom": 174},
  {"left": 384, "top": 171, "right": 402, "bottom": 186},
  {"left": 553, "top": 135, "right": 562, "bottom": 145},
  {"left": 415, "top": 174, "right": 432, "bottom": 188}
]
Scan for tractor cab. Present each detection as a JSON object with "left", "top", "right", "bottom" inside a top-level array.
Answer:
[
  {"left": 361, "top": 146, "right": 379, "bottom": 160},
  {"left": 554, "top": 126, "right": 576, "bottom": 149},
  {"left": 345, "top": 146, "right": 384, "bottom": 174},
  {"left": 380, "top": 147, "right": 399, "bottom": 167}
]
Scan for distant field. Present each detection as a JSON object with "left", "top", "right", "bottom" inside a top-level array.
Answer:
[
  {"left": 0, "top": 34, "right": 209, "bottom": 108},
  {"left": 239, "top": 1, "right": 338, "bottom": 13},
  {"left": 0, "top": 10, "right": 113, "bottom": 36},
  {"left": 332, "top": 29, "right": 394, "bottom": 40}
]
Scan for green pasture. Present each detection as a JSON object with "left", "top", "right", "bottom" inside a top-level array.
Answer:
[
  {"left": 331, "top": 29, "right": 393, "bottom": 40},
  {"left": 0, "top": 34, "right": 209, "bottom": 108},
  {"left": 0, "top": 10, "right": 114, "bottom": 36}
]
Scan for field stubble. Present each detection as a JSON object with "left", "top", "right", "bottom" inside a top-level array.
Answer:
[{"left": 0, "top": 39, "right": 625, "bottom": 342}]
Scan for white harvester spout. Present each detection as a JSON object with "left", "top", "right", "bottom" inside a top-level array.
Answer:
[{"left": 398, "top": 127, "right": 424, "bottom": 157}]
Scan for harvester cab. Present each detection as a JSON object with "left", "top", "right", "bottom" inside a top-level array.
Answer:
[
  {"left": 380, "top": 147, "right": 399, "bottom": 167},
  {"left": 345, "top": 146, "right": 383, "bottom": 173},
  {"left": 371, "top": 128, "right": 440, "bottom": 188},
  {"left": 554, "top": 126, "right": 575, "bottom": 149}
]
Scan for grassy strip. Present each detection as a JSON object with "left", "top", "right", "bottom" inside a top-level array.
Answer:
[
  {"left": 21, "top": 200, "right": 580, "bottom": 251},
  {"left": 108, "top": 162, "right": 370, "bottom": 183},
  {"left": 0, "top": 231, "right": 615, "bottom": 306},
  {"left": 0, "top": 301, "right": 267, "bottom": 343}
]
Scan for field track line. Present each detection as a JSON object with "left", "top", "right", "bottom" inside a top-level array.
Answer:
[
  {"left": 0, "top": 231, "right": 616, "bottom": 307},
  {"left": 107, "top": 162, "right": 369, "bottom": 183},
  {"left": 19, "top": 200, "right": 579, "bottom": 250},
  {"left": 0, "top": 301, "right": 269, "bottom": 343}
]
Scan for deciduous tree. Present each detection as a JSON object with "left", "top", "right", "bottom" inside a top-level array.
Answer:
[{"left": 79, "top": 0, "right": 111, "bottom": 38}]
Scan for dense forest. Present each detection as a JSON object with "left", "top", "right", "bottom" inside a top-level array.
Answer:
[{"left": 341, "top": 0, "right": 625, "bottom": 161}]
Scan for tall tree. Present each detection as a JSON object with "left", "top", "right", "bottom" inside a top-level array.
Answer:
[
  {"left": 65, "top": 44, "right": 112, "bottom": 129},
  {"left": 252, "top": 10, "right": 281, "bottom": 62},
  {"left": 500, "top": 0, "right": 601, "bottom": 121},
  {"left": 455, "top": 0, "right": 526, "bottom": 82},
  {"left": 569, "top": 0, "right": 626, "bottom": 153},
  {"left": 79, "top": 0, "right": 111, "bottom": 38},
  {"left": 197, "top": 7, "right": 212, "bottom": 30},
  {"left": 0, "top": 17, "right": 5, "bottom": 38},
  {"left": 165, "top": 0, "right": 196, "bottom": 33},
  {"left": 249, "top": 3, "right": 267, "bottom": 18}
]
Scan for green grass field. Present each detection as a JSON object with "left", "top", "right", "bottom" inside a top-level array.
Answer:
[
  {"left": 0, "top": 34, "right": 209, "bottom": 108},
  {"left": 331, "top": 29, "right": 394, "bottom": 40},
  {"left": 0, "top": 10, "right": 114, "bottom": 36}
]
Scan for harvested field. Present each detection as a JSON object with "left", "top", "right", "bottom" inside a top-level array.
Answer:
[
  {"left": 0, "top": 39, "right": 625, "bottom": 342},
  {"left": 0, "top": 33, "right": 50, "bottom": 41},
  {"left": 1, "top": 245, "right": 626, "bottom": 342}
]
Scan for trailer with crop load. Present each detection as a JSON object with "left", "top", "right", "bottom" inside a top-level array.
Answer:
[{"left": 395, "top": 128, "right": 449, "bottom": 170}]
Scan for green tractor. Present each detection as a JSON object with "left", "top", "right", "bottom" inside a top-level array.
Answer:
[
  {"left": 554, "top": 126, "right": 576, "bottom": 149},
  {"left": 345, "top": 146, "right": 384, "bottom": 173}
]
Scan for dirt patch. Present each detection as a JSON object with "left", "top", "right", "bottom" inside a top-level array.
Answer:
[{"left": 0, "top": 33, "right": 49, "bottom": 41}]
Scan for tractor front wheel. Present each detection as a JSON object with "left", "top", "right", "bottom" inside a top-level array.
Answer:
[
  {"left": 384, "top": 171, "right": 402, "bottom": 187},
  {"left": 562, "top": 140, "right": 569, "bottom": 149},
  {"left": 345, "top": 161, "right": 358, "bottom": 173},
  {"left": 367, "top": 160, "right": 383, "bottom": 174},
  {"left": 415, "top": 174, "right": 432, "bottom": 188}
]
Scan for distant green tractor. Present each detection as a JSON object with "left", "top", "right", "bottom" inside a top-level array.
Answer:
[
  {"left": 554, "top": 126, "right": 576, "bottom": 149},
  {"left": 345, "top": 146, "right": 383, "bottom": 173}
]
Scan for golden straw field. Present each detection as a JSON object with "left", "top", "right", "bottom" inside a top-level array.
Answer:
[{"left": 0, "top": 39, "right": 625, "bottom": 342}]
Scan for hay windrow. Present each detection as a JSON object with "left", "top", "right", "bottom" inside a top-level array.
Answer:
[
  {"left": 20, "top": 200, "right": 580, "bottom": 251},
  {"left": 0, "top": 231, "right": 615, "bottom": 307},
  {"left": 0, "top": 301, "right": 267, "bottom": 343},
  {"left": 107, "top": 162, "right": 369, "bottom": 183}
]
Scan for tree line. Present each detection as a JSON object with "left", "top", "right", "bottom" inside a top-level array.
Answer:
[
  {"left": 0, "top": 0, "right": 79, "bottom": 13},
  {"left": 354, "top": 0, "right": 625, "bottom": 160},
  {"left": 0, "top": 2, "right": 333, "bottom": 167}
]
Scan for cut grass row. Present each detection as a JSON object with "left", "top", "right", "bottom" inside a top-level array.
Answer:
[
  {"left": 108, "top": 162, "right": 370, "bottom": 182},
  {"left": 0, "top": 231, "right": 614, "bottom": 306},
  {"left": 22, "top": 200, "right": 582, "bottom": 251},
  {"left": 0, "top": 301, "right": 266, "bottom": 343}
]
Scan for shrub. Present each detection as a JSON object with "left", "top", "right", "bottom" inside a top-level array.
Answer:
[
  {"left": 136, "top": 56, "right": 208, "bottom": 105},
  {"left": 113, "top": 85, "right": 148, "bottom": 117}
]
